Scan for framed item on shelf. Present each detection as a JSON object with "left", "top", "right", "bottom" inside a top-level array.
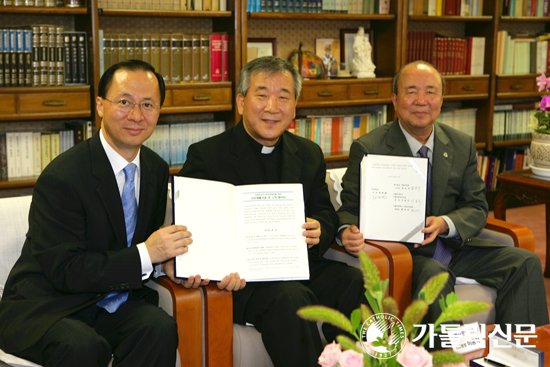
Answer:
[
  {"left": 247, "top": 38, "right": 277, "bottom": 63},
  {"left": 340, "top": 28, "right": 374, "bottom": 72},
  {"left": 315, "top": 38, "right": 340, "bottom": 77}
]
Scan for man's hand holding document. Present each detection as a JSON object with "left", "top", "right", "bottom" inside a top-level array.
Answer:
[
  {"left": 359, "top": 154, "right": 428, "bottom": 243},
  {"left": 172, "top": 176, "right": 310, "bottom": 281}
]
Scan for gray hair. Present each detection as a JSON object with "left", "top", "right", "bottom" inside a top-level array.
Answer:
[
  {"left": 238, "top": 56, "right": 302, "bottom": 99},
  {"left": 392, "top": 60, "right": 445, "bottom": 95}
]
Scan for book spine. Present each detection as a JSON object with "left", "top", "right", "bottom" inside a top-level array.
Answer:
[
  {"left": 222, "top": 33, "right": 228, "bottom": 81},
  {"left": 201, "top": 34, "right": 210, "bottom": 82},
  {"left": 142, "top": 34, "right": 151, "bottom": 64},
  {"left": 192, "top": 34, "right": 200, "bottom": 82},
  {"left": 151, "top": 34, "right": 161, "bottom": 74},
  {"left": 32, "top": 132, "right": 41, "bottom": 176},
  {"left": 9, "top": 28, "right": 17, "bottom": 86},
  {"left": 39, "top": 25, "right": 48, "bottom": 86},
  {"left": 77, "top": 32, "right": 87, "bottom": 83},
  {"left": 69, "top": 33, "right": 78, "bottom": 84},
  {"left": 0, "top": 134, "right": 6, "bottom": 180},
  {"left": 210, "top": 33, "right": 222, "bottom": 82},
  {"left": 160, "top": 33, "right": 171, "bottom": 83},
  {"left": 63, "top": 32, "right": 71, "bottom": 84},
  {"left": 134, "top": 34, "right": 143, "bottom": 61},
  {"left": 127, "top": 34, "right": 135, "bottom": 62},
  {"left": 16, "top": 27, "right": 24, "bottom": 86},
  {"left": 48, "top": 25, "right": 56, "bottom": 86},
  {"left": 171, "top": 33, "right": 183, "bottom": 84},
  {"left": 118, "top": 34, "right": 127, "bottom": 62},
  {"left": 0, "top": 28, "right": 3, "bottom": 87},
  {"left": 183, "top": 34, "right": 192, "bottom": 83},
  {"left": 23, "top": 27, "right": 32, "bottom": 86}
]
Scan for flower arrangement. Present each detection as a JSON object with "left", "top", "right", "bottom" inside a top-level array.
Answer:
[
  {"left": 532, "top": 71, "right": 550, "bottom": 134},
  {"left": 298, "top": 251, "right": 491, "bottom": 367}
]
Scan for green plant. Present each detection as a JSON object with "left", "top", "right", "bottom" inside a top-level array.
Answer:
[
  {"left": 531, "top": 72, "right": 550, "bottom": 134},
  {"left": 297, "top": 251, "right": 491, "bottom": 367}
]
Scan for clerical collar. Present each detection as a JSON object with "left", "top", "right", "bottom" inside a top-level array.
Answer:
[{"left": 261, "top": 146, "right": 275, "bottom": 154}]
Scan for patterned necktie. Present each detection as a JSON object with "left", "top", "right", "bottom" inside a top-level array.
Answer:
[
  {"left": 418, "top": 146, "right": 452, "bottom": 267},
  {"left": 97, "top": 163, "right": 137, "bottom": 313}
]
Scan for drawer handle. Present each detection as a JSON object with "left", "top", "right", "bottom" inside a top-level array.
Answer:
[
  {"left": 364, "top": 89, "right": 379, "bottom": 95},
  {"left": 510, "top": 84, "right": 524, "bottom": 90},
  {"left": 462, "top": 85, "right": 477, "bottom": 91},
  {"left": 193, "top": 95, "right": 212, "bottom": 101},
  {"left": 318, "top": 91, "right": 334, "bottom": 97},
  {"left": 43, "top": 100, "right": 67, "bottom": 106}
]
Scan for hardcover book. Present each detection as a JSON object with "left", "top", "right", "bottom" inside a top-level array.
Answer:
[{"left": 200, "top": 34, "right": 210, "bottom": 82}]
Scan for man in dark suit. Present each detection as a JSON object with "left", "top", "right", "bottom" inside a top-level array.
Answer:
[
  {"left": 177, "top": 56, "right": 364, "bottom": 367},
  {"left": 0, "top": 60, "right": 226, "bottom": 366},
  {"left": 338, "top": 61, "right": 549, "bottom": 335}
]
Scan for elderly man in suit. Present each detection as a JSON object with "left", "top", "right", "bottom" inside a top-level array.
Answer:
[
  {"left": 337, "top": 60, "right": 549, "bottom": 337},
  {"left": 177, "top": 56, "right": 364, "bottom": 367},
  {"left": 0, "top": 59, "right": 243, "bottom": 366}
]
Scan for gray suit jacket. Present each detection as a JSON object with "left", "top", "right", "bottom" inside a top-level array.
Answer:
[
  {"left": 338, "top": 119, "right": 493, "bottom": 248},
  {"left": 0, "top": 132, "right": 169, "bottom": 353}
]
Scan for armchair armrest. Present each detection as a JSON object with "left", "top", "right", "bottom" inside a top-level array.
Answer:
[
  {"left": 148, "top": 277, "right": 203, "bottom": 367},
  {"left": 484, "top": 217, "right": 535, "bottom": 252},
  {"left": 364, "top": 240, "right": 413, "bottom": 317},
  {"left": 204, "top": 284, "right": 233, "bottom": 367}
]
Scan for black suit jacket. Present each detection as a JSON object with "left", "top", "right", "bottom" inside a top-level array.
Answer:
[
  {"left": 178, "top": 122, "right": 338, "bottom": 323},
  {"left": 0, "top": 132, "right": 169, "bottom": 353}
]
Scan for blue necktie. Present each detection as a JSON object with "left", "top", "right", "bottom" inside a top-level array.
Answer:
[
  {"left": 418, "top": 146, "right": 452, "bottom": 267},
  {"left": 97, "top": 163, "right": 137, "bottom": 313}
]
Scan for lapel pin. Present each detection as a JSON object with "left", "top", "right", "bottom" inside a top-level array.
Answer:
[{"left": 443, "top": 152, "right": 448, "bottom": 158}]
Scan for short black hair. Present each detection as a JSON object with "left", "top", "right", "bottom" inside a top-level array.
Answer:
[{"left": 97, "top": 59, "right": 166, "bottom": 106}]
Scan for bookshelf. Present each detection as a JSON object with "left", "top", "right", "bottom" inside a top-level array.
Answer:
[{"left": 1, "top": 0, "right": 549, "bottom": 196}]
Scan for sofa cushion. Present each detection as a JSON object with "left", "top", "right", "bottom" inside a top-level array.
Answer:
[{"left": 0, "top": 196, "right": 32, "bottom": 300}]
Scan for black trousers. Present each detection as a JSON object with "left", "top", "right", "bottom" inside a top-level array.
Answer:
[
  {"left": 238, "top": 259, "right": 364, "bottom": 367},
  {"left": 16, "top": 298, "right": 178, "bottom": 367},
  {"left": 412, "top": 243, "right": 549, "bottom": 335}
]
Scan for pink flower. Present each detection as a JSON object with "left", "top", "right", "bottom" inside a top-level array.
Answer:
[
  {"left": 318, "top": 342, "right": 342, "bottom": 367},
  {"left": 339, "top": 350, "right": 364, "bottom": 367},
  {"left": 536, "top": 71, "right": 550, "bottom": 92},
  {"left": 396, "top": 341, "right": 433, "bottom": 367},
  {"left": 539, "top": 95, "right": 550, "bottom": 111}
]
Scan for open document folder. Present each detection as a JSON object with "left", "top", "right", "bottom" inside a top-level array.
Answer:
[
  {"left": 171, "top": 176, "right": 310, "bottom": 282},
  {"left": 359, "top": 154, "right": 428, "bottom": 244}
]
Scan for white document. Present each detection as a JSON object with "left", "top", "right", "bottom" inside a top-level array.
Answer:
[
  {"left": 172, "top": 176, "right": 309, "bottom": 282},
  {"left": 359, "top": 154, "right": 428, "bottom": 244}
]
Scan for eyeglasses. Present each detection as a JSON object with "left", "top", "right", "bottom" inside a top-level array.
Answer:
[{"left": 103, "top": 97, "right": 160, "bottom": 115}]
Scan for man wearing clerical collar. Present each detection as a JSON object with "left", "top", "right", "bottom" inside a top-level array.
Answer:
[{"left": 177, "top": 56, "right": 364, "bottom": 367}]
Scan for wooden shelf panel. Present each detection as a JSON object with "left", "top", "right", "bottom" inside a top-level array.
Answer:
[
  {"left": 493, "top": 139, "right": 532, "bottom": 148},
  {"left": 248, "top": 12, "right": 395, "bottom": 20},
  {"left": 409, "top": 15, "right": 492, "bottom": 22},
  {"left": 500, "top": 16, "right": 550, "bottom": 23},
  {"left": 0, "top": 6, "right": 87, "bottom": 14},
  {"left": 0, "top": 176, "right": 38, "bottom": 190},
  {"left": 99, "top": 9, "right": 232, "bottom": 17}
]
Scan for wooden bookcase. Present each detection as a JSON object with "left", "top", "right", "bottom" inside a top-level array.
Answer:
[{"left": 1, "top": 0, "right": 549, "bottom": 196}]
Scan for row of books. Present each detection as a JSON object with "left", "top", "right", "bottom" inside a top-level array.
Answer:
[
  {"left": 99, "top": 31, "right": 228, "bottom": 84},
  {"left": 407, "top": 31, "right": 485, "bottom": 76},
  {"left": 0, "top": 120, "right": 93, "bottom": 180},
  {"left": 408, "top": 0, "right": 484, "bottom": 16},
  {"left": 477, "top": 147, "right": 531, "bottom": 191},
  {"left": 1, "top": 25, "right": 87, "bottom": 87},
  {"left": 98, "top": 0, "right": 228, "bottom": 11},
  {"left": 143, "top": 121, "right": 225, "bottom": 165},
  {"left": 492, "top": 103, "right": 535, "bottom": 141},
  {"left": 1, "top": 0, "right": 66, "bottom": 5},
  {"left": 436, "top": 108, "right": 477, "bottom": 139},
  {"left": 496, "top": 31, "right": 550, "bottom": 75},
  {"left": 287, "top": 106, "right": 387, "bottom": 155},
  {"left": 502, "top": 0, "right": 550, "bottom": 17},
  {"left": 246, "top": 0, "right": 389, "bottom": 13}
]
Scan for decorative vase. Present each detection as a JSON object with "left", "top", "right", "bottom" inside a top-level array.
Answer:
[{"left": 531, "top": 132, "right": 550, "bottom": 168}]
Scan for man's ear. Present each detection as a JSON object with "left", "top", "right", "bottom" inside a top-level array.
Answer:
[
  {"left": 96, "top": 96, "right": 104, "bottom": 119},
  {"left": 236, "top": 94, "right": 244, "bottom": 115}
]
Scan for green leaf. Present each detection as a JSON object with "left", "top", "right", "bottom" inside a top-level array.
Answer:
[
  {"left": 445, "top": 292, "right": 458, "bottom": 306},
  {"left": 431, "top": 350, "right": 465, "bottom": 367},
  {"left": 351, "top": 308, "right": 362, "bottom": 333},
  {"left": 336, "top": 335, "right": 363, "bottom": 353},
  {"left": 382, "top": 297, "right": 399, "bottom": 317},
  {"left": 297, "top": 305, "right": 353, "bottom": 333},
  {"left": 401, "top": 299, "right": 429, "bottom": 337},
  {"left": 359, "top": 251, "right": 381, "bottom": 290},
  {"left": 418, "top": 273, "right": 449, "bottom": 305},
  {"left": 436, "top": 301, "right": 492, "bottom": 324}
]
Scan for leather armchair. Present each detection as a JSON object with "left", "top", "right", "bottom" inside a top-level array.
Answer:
[
  {"left": 0, "top": 195, "right": 201, "bottom": 367},
  {"left": 200, "top": 169, "right": 536, "bottom": 367}
]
